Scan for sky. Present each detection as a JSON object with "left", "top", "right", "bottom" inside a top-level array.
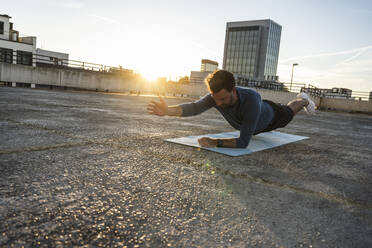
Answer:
[{"left": 2, "top": 0, "right": 372, "bottom": 91}]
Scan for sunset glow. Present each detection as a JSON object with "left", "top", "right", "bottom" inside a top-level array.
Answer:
[{"left": 4, "top": 0, "right": 371, "bottom": 91}]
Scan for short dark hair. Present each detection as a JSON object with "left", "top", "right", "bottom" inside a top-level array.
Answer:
[{"left": 205, "top": 70, "right": 235, "bottom": 93}]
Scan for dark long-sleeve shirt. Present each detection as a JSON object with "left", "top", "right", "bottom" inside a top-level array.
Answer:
[{"left": 179, "top": 87, "right": 275, "bottom": 148}]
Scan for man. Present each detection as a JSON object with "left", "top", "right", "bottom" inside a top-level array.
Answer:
[{"left": 147, "top": 70, "right": 315, "bottom": 148}]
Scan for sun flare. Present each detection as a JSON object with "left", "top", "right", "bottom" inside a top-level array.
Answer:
[{"left": 139, "top": 70, "right": 163, "bottom": 81}]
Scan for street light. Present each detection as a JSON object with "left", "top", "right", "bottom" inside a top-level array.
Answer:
[{"left": 290, "top": 63, "right": 299, "bottom": 92}]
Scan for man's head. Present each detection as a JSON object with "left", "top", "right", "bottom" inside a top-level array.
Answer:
[
  {"left": 205, "top": 70, "right": 235, "bottom": 93},
  {"left": 205, "top": 70, "right": 237, "bottom": 108}
]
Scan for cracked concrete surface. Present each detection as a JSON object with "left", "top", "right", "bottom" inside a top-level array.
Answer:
[{"left": 1, "top": 87, "right": 372, "bottom": 247}]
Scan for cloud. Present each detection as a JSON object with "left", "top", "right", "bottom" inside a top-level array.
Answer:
[
  {"left": 87, "top": 14, "right": 121, "bottom": 25},
  {"left": 279, "top": 45, "right": 372, "bottom": 64},
  {"left": 337, "top": 46, "right": 372, "bottom": 65},
  {"left": 277, "top": 44, "right": 372, "bottom": 92},
  {"left": 60, "top": 1, "right": 84, "bottom": 9},
  {"left": 278, "top": 49, "right": 372, "bottom": 92}
]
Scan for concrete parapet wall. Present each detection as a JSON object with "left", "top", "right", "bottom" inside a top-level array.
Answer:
[
  {"left": 35, "top": 67, "right": 61, "bottom": 86},
  {"left": 320, "top": 97, "right": 372, "bottom": 113},
  {"left": 0, "top": 63, "right": 35, "bottom": 83},
  {"left": 255, "top": 89, "right": 322, "bottom": 107},
  {"left": 177, "top": 83, "right": 208, "bottom": 97},
  {"left": 0, "top": 62, "right": 140, "bottom": 92},
  {"left": 256, "top": 89, "right": 298, "bottom": 104},
  {"left": 0, "top": 62, "right": 370, "bottom": 114}
]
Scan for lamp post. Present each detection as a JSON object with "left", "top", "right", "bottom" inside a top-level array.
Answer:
[{"left": 290, "top": 63, "right": 299, "bottom": 92}]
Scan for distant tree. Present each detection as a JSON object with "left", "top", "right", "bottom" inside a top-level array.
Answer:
[
  {"left": 178, "top": 76, "right": 190, "bottom": 84},
  {"left": 156, "top": 77, "right": 167, "bottom": 84}
]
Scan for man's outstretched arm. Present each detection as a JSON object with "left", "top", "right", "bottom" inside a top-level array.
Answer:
[
  {"left": 148, "top": 94, "right": 214, "bottom": 117},
  {"left": 147, "top": 97, "right": 183, "bottom": 117}
]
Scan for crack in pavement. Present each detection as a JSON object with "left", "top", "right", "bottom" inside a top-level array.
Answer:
[
  {"left": 3, "top": 119, "right": 372, "bottom": 212},
  {"left": 0, "top": 142, "right": 95, "bottom": 155}
]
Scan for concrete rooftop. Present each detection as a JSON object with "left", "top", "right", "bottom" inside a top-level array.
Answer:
[{"left": 1, "top": 87, "right": 372, "bottom": 247}]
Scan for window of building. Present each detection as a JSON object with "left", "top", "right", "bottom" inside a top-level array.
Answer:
[
  {"left": 0, "top": 48, "right": 13, "bottom": 63},
  {"left": 0, "top": 22, "right": 4, "bottom": 35},
  {"left": 16, "top": 50, "right": 33, "bottom": 65}
]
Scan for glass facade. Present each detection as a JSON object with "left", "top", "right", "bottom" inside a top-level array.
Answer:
[
  {"left": 264, "top": 21, "right": 281, "bottom": 80},
  {"left": 223, "top": 20, "right": 281, "bottom": 80},
  {"left": 224, "top": 26, "right": 260, "bottom": 78}
]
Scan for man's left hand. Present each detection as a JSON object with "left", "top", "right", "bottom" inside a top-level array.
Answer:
[{"left": 197, "top": 137, "right": 217, "bottom": 147}]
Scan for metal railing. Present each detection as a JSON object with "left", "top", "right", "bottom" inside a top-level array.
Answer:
[
  {"left": 236, "top": 76, "right": 371, "bottom": 101},
  {"left": 2, "top": 49, "right": 372, "bottom": 101},
  {"left": 0, "top": 50, "right": 135, "bottom": 74},
  {"left": 301, "top": 84, "right": 371, "bottom": 101},
  {"left": 350, "top": 91, "right": 371, "bottom": 101},
  {"left": 33, "top": 53, "right": 131, "bottom": 73},
  {"left": 236, "top": 76, "right": 306, "bottom": 93},
  {"left": 236, "top": 76, "right": 286, "bottom": 91},
  {"left": 282, "top": 82, "right": 306, "bottom": 93}
]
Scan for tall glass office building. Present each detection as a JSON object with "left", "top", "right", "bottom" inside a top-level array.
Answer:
[{"left": 222, "top": 19, "right": 281, "bottom": 81}]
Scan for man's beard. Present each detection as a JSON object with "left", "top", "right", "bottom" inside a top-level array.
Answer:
[
  {"left": 219, "top": 95, "right": 234, "bottom": 108},
  {"left": 219, "top": 103, "right": 230, "bottom": 108}
]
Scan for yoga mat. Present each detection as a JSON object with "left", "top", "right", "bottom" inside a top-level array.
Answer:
[{"left": 165, "top": 131, "right": 309, "bottom": 156}]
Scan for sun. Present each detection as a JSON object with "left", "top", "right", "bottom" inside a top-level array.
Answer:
[{"left": 140, "top": 70, "right": 162, "bottom": 81}]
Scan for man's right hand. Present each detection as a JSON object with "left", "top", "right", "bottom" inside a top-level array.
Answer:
[{"left": 147, "top": 97, "right": 168, "bottom": 116}]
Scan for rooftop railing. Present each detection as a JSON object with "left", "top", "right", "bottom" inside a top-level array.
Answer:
[
  {"left": 1, "top": 49, "right": 371, "bottom": 101},
  {"left": 33, "top": 53, "right": 132, "bottom": 74},
  {"left": 236, "top": 77, "right": 371, "bottom": 102},
  {"left": 301, "top": 84, "right": 371, "bottom": 101}
]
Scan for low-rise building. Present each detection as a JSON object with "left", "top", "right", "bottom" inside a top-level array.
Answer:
[
  {"left": 189, "top": 71, "right": 210, "bottom": 84},
  {"left": 0, "top": 14, "right": 36, "bottom": 66},
  {"left": 321, "top": 88, "right": 352, "bottom": 99},
  {"left": 0, "top": 14, "right": 68, "bottom": 68},
  {"left": 201, "top": 59, "right": 218, "bottom": 72},
  {"left": 235, "top": 73, "right": 284, "bottom": 90},
  {"left": 190, "top": 59, "right": 219, "bottom": 84},
  {"left": 36, "top": 48, "right": 69, "bottom": 67}
]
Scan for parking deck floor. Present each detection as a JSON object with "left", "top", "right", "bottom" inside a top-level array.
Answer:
[{"left": 1, "top": 87, "right": 371, "bottom": 247}]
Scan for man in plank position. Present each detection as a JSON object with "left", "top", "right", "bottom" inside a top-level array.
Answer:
[{"left": 147, "top": 70, "right": 315, "bottom": 148}]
